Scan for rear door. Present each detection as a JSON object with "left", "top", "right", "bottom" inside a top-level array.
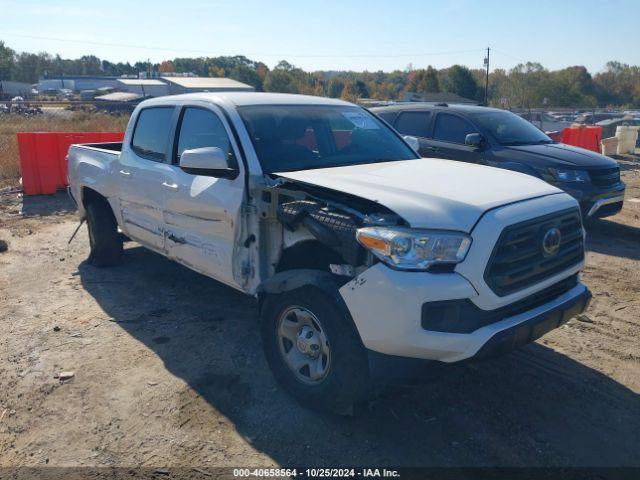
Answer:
[
  {"left": 116, "top": 106, "right": 177, "bottom": 252},
  {"left": 161, "top": 105, "right": 245, "bottom": 289},
  {"left": 429, "top": 112, "right": 486, "bottom": 164},
  {"left": 392, "top": 110, "right": 434, "bottom": 156}
]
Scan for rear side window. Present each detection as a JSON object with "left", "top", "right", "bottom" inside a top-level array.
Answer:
[
  {"left": 433, "top": 113, "right": 478, "bottom": 144},
  {"left": 131, "top": 107, "right": 174, "bottom": 160},
  {"left": 395, "top": 111, "right": 431, "bottom": 137},
  {"left": 176, "top": 107, "right": 236, "bottom": 166},
  {"left": 375, "top": 111, "right": 396, "bottom": 124}
]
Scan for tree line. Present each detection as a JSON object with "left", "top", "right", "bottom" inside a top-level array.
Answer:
[{"left": 1, "top": 41, "right": 639, "bottom": 108}]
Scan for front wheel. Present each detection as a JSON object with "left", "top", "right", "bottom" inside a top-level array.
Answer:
[{"left": 260, "top": 286, "right": 370, "bottom": 414}]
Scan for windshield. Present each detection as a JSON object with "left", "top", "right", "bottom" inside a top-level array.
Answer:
[
  {"left": 471, "top": 110, "right": 553, "bottom": 145},
  {"left": 238, "top": 105, "right": 418, "bottom": 173}
]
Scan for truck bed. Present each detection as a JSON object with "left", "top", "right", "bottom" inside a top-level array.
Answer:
[
  {"left": 72, "top": 142, "right": 123, "bottom": 154},
  {"left": 67, "top": 142, "right": 124, "bottom": 207}
]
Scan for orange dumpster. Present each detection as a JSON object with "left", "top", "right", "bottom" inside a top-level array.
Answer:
[{"left": 17, "top": 132, "right": 124, "bottom": 195}]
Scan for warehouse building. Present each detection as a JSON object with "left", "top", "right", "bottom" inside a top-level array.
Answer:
[
  {"left": 116, "top": 79, "right": 169, "bottom": 97},
  {"left": 162, "top": 76, "right": 254, "bottom": 94},
  {"left": 0, "top": 80, "right": 32, "bottom": 99},
  {"left": 38, "top": 76, "right": 121, "bottom": 93}
]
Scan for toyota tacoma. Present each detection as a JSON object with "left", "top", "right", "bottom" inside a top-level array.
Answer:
[{"left": 68, "top": 93, "right": 591, "bottom": 413}]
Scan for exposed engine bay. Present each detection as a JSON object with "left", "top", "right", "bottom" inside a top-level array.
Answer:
[{"left": 256, "top": 177, "right": 405, "bottom": 280}]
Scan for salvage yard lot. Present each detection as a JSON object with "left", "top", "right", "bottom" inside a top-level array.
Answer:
[{"left": 0, "top": 155, "right": 639, "bottom": 468}]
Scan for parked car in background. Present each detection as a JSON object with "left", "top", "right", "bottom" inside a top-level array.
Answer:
[
  {"left": 372, "top": 103, "right": 625, "bottom": 219},
  {"left": 68, "top": 93, "right": 591, "bottom": 413},
  {"left": 518, "top": 111, "right": 573, "bottom": 132},
  {"left": 574, "top": 112, "right": 620, "bottom": 125}
]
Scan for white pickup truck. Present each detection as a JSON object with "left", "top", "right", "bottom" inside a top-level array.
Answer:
[{"left": 68, "top": 93, "right": 591, "bottom": 413}]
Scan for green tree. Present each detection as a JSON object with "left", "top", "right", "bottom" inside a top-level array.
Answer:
[
  {"left": 0, "top": 41, "right": 15, "bottom": 80},
  {"left": 441, "top": 65, "right": 479, "bottom": 100},
  {"left": 230, "top": 64, "right": 263, "bottom": 91},
  {"left": 12, "top": 52, "right": 52, "bottom": 83},
  {"left": 326, "top": 77, "right": 345, "bottom": 98},
  {"left": 423, "top": 66, "right": 440, "bottom": 92},
  {"left": 264, "top": 69, "right": 298, "bottom": 93},
  {"left": 340, "top": 81, "right": 358, "bottom": 102}
]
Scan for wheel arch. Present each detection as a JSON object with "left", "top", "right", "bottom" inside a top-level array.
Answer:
[{"left": 80, "top": 186, "right": 124, "bottom": 229}]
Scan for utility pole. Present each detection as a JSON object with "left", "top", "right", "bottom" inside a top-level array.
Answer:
[{"left": 484, "top": 47, "right": 490, "bottom": 106}]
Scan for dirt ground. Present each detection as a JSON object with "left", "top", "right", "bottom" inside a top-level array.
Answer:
[{"left": 0, "top": 156, "right": 639, "bottom": 469}]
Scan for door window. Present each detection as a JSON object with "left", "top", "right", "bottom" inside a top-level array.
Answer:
[
  {"left": 375, "top": 111, "right": 397, "bottom": 124},
  {"left": 395, "top": 111, "right": 431, "bottom": 137},
  {"left": 131, "top": 107, "right": 175, "bottom": 161},
  {"left": 433, "top": 113, "right": 478, "bottom": 144},
  {"left": 176, "top": 107, "right": 236, "bottom": 166}
]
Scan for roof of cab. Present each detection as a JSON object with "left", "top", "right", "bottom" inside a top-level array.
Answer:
[
  {"left": 370, "top": 102, "right": 504, "bottom": 114},
  {"left": 138, "top": 92, "right": 353, "bottom": 108}
]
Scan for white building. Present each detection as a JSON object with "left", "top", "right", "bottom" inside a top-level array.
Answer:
[
  {"left": 162, "top": 77, "right": 254, "bottom": 95},
  {"left": 116, "top": 79, "right": 169, "bottom": 97}
]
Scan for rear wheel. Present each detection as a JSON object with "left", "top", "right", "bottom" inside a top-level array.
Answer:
[
  {"left": 261, "top": 286, "right": 370, "bottom": 414},
  {"left": 86, "top": 201, "right": 123, "bottom": 267}
]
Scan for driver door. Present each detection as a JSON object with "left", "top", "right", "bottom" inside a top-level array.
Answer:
[{"left": 161, "top": 105, "right": 245, "bottom": 289}]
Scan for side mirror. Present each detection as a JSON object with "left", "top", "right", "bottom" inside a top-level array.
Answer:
[
  {"left": 179, "top": 147, "right": 236, "bottom": 178},
  {"left": 403, "top": 135, "right": 420, "bottom": 152},
  {"left": 464, "top": 133, "right": 484, "bottom": 148}
]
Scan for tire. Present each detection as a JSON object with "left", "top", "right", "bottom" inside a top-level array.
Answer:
[
  {"left": 260, "top": 286, "right": 370, "bottom": 414},
  {"left": 86, "top": 200, "right": 123, "bottom": 267}
]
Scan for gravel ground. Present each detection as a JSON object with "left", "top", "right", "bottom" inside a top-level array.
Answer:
[{"left": 0, "top": 156, "right": 639, "bottom": 468}]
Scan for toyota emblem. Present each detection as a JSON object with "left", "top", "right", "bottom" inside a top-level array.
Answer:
[{"left": 542, "top": 227, "right": 562, "bottom": 256}]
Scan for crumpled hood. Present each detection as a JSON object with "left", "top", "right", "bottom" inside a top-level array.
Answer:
[
  {"left": 503, "top": 143, "right": 619, "bottom": 168},
  {"left": 276, "top": 159, "right": 562, "bottom": 232}
]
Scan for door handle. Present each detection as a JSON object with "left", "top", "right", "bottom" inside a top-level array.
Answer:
[
  {"left": 167, "top": 233, "right": 186, "bottom": 244},
  {"left": 161, "top": 181, "right": 178, "bottom": 191},
  {"left": 424, "top": 146, "right": 439, "bottom": 152},
  {"left": 119, "top": 169, "right": 131, "bottom": 177}
]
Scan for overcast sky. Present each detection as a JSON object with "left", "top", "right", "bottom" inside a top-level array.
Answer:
[{"left": 2, "top": 0, "right": 639, "bottom": 73}]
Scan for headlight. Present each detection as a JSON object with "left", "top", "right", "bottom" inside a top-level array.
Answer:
[
  {"left": 549, "top": 168, "right": 590, "bottom": 182},
  {"left": 356, "top": 227, "right": 471, "bottom": 271}
]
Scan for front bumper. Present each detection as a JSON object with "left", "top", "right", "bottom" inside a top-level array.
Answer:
[
  {"left": 339, "top": 195, "right": 589, "bottom": 364},
  {"left": 559, "top": 181, "right": 625, "bottom": 219},
  {"left": 339, "top": 263, "right": 590, "bottom": 363},
  {"left": 471, "top": 282, "right": 590, "bottom": 359}
]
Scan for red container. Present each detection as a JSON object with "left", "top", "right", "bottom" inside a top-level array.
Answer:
[
  {"left": 17, "top": 131, "right": 124, "bottom": 195},
  {"left": 561, "top": 125, "right": 602, "bottom": 153}
]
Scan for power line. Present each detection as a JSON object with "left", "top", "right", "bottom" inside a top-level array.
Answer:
[
  {"left": 4, "top": 33, "right": 484, "bottom": 59},
  {"left": 491, "top": 48, "right": 528, "bottom": 64}
]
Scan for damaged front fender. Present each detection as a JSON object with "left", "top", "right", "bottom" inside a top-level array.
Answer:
[{"left": 258, "top": 269, "right": 340, "bottom": 296}]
